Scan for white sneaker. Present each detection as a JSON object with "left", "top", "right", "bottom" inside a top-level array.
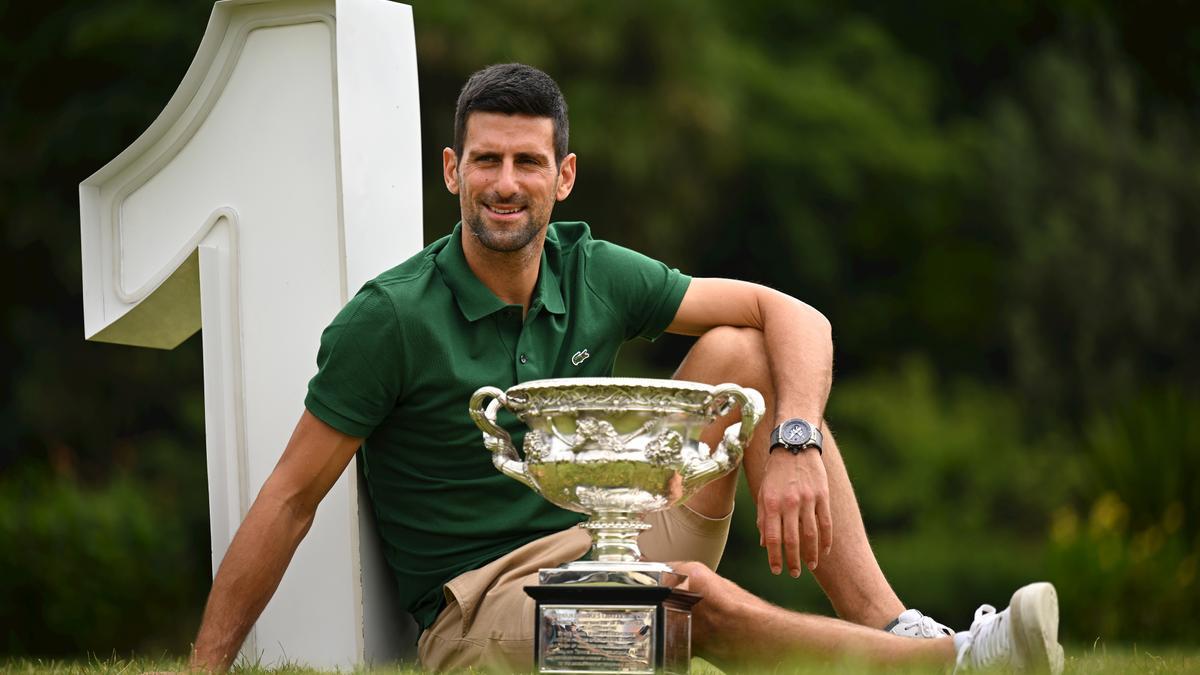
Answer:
[
  {"left": 886, "top": 608, "right": 955, "bottom": 638},
  {"left": 954, "top": 582, "right": 1065, "bottom": 674}
]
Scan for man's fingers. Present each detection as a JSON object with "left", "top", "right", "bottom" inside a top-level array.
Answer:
[
  {"left": 801, "top": 505, "right": 820, "bottom": 570},
  {"left": 761, "top": 507, "right": 783, "bottom": 574},
  {"left": 783, "top": 505, "right": 802, "bottom": 578},
  {"left": 818, "top": 495, "right": 834, "bottom": 557},
  {"left": 765, "top": 518, "right": 783, "bottom": 574},
  {"left": 756, "top": 508, "right": 764, "bottom": 547}
]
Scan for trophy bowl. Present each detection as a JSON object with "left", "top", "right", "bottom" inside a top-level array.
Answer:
[{"left": 469, "top": 377, "right": 764, "bottom": 566}]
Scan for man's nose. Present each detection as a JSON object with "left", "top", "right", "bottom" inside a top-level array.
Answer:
[{"left": 494, "top": 159, "right": 519, "bottom": 197}]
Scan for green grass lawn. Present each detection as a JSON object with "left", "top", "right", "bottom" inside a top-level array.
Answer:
[{"left": 5, "top": 646, "right": 1199, "bottom": 675}]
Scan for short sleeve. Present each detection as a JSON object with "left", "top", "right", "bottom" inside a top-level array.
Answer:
[
  {"left": 584, "top": 240, "right": 692, "bottom": 342},
  {"left": 305, "top": 285, "right": 404, "bottom": 438}
]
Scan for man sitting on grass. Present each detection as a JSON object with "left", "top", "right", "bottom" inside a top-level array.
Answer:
[{"left": 188, "top": 63, "right": 1064, "bottom": 674}]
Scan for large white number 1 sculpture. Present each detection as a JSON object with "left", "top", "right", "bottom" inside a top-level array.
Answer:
[{"left": 79, "top": 0, "right": 421, "bottom": 668}]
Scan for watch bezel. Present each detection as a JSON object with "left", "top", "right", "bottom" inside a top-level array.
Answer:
[
  {"left": 770, "top": 417, "right": 823, "bottom": 455},
  {"left": 781, "top": 418, "right": 813, "bottom": 446}
]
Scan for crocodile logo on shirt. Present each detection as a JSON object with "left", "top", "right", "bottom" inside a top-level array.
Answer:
[{"left": 571, "top": 349, "right": 590, "bottom": 366}]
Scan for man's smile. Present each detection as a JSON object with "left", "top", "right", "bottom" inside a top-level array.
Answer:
[{"left": 484, "top": 203, "right": 527, "bottom": 219}]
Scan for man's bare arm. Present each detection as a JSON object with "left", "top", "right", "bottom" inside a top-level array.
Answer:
[
  {"left": 667, "top": 277, "right": 834, "bottom": 576},
  {"left": 189, "top": 410, "right": 362, "bottom": 671},
  {"left": 668, "top": 278, "right": 832, "bottom": 422}
]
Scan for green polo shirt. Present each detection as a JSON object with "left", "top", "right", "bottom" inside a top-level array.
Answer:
[{"left": 304, "top": 221, "right": 691, "bottom": 631}]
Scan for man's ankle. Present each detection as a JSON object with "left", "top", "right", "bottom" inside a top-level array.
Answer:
[{"left": 834, "top": 597, "right": 906, "bottom": 629}]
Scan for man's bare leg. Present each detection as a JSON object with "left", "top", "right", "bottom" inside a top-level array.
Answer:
[
  {"left": 673, "top": 326, "right": 906, "bottom": 628},
  {"left": 670, "top": 327, "right": 768, "bottom": 521},
  {"left": 803, "top": 428, "right": 911, "bottom": 627},
  {"left": 675, "top": 561, "right": 955, "bottom": 669}
]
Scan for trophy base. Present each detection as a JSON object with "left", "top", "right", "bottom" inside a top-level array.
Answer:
[{"left": 526, "top": 584, "right": 701, "bottom": 675}]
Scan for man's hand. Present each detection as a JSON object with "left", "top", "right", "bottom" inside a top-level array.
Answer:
[{"left": 755, "top": 449, "right": 832, "bottom": 577}]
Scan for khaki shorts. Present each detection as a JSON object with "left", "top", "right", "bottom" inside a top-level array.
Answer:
[{"left": 417, "top": 505, "right": 732, "bottom": 672}]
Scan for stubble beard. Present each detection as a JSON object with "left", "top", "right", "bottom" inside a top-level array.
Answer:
[
  {"left": 461, "top": 178, "right": 555, "bottom": 254},
  {"left": 464, "top": 208, "right": 544, "bottom": 253}
]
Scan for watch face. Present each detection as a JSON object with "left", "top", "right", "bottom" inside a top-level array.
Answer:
[{"left": 781, "top": 419, "right": 812, "bottom": 445}]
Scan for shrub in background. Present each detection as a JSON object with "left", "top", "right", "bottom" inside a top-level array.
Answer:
[
  {"left": 720, "top": 365, "right": 1198, "bottom": 643},
  {"left": 719, "top": 359, "right": 1079, "bottom": 629},
  {"left": 0, "top": 437, "right": 208, "bottom": 657},
  {"left": 1045, "top": 389, "right": 1200, "bottom": 643}
]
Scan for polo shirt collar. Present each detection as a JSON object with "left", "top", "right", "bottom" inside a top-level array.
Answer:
[
  {"left": 436, "top": 223, "right": 565, "bottom": 321},
  {"left": 537, "top": 234, "right": 566, "bottom": 316}
]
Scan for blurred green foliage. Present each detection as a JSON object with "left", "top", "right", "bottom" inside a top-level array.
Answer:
[
  {"left": 2, "top": 0, "right": 1199, "bottom": 658},
  {"left": 721, "top": 359, "right": 1068, "bottom": 618},
  {"left": 0, "top": 436, "right": 209, "bottom": 655},
  {"left": 719, "top": 363, "right": 1200, "bottom": 644},
  {"left": 1045, "top": 390, "right": 1200, "bottom": 642},
  {"left": 982, "top": 39, "right": 1200, "bottom": 422}
]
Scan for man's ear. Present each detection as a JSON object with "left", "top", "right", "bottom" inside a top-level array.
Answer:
[
  {"left": 555, "top": 153, "right": 577, "bottom": 201},
  {"left": 442, "top": 147, "right": 460, "bottom": 194}
]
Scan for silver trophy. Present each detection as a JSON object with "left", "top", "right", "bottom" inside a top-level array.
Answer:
[{"left": 469, "top": 377, "right": 764, "bottom": 674}]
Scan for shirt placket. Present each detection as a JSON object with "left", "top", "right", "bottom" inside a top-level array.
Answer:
[{"left": 515, "top": 301, "right": 544, "bottom": 382}]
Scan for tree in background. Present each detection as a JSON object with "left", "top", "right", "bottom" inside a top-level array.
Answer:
[{"left": 983, "top": 28, "right": 1200, "bottom": 422}]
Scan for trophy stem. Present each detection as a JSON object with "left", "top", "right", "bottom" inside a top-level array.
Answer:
[{"left": 580, "top": 513, "right": 651, "bottom": 563}]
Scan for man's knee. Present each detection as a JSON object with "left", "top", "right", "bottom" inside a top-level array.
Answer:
[
  {"left": 678, "top": 326, "right": 769, "bottom": 389},
  {"left": 693, "top": 326, "right": 763, "bottom": 363}
]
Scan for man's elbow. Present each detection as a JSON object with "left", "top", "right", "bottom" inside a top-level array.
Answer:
[
  {"left": 786, "top": 294, "right": 831, "bottom": 344},
  {"left": 755, "top": 285, "right": 832, "bottom": 347},
  {"left": 255, "top": 474, "right": 322, "bottom": 537},
  {"left": 810, "top": 305, "right": 832, "bottom": 344}
]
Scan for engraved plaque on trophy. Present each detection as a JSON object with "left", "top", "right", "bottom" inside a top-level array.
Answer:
[{"left": 469, "top": 378, "right": 763, "bottom": 674}]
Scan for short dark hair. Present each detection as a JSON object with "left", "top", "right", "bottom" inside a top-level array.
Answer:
[{"left": 453, "top": 63, "right": 569, "bottom": 165}]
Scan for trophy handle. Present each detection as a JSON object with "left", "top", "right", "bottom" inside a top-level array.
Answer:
[
  {"left": 469, "top": 386, "right": 536, "bottom": 490},
  {"left": 684, "top": 384, "right": 765, "bottom": 490}
]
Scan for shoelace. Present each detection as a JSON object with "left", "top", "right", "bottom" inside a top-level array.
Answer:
[
  {"left": 955, "top": 604, "right": 1006, "bottom": 670},
  {"left": 912, "top": 613, "right": 953, "bottom": 638},
  {"left": 892, "top": 609, "right": 954, "bottom": 638}
]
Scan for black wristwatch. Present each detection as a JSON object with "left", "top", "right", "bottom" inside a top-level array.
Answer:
[{"left": 769, "top": 418, "right": 823, "bottom": 455}]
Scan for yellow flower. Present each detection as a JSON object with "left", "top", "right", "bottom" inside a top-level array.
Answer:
[
  {"left": 1089, "top": 492, "right": 1128, "bottom": 536},
  {"left": 1051, "top": 506, "right": 1078, "bottom": 544},
  {"left": 1131, "top": 526, "right": 1164, "bottom": 563},
  {"left": 1178, "top": 555, "right": 1197, "bottom": 589}
]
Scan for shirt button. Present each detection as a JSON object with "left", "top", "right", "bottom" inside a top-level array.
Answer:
[{"left": 519, "top": 354, "right": 528, "bottom": 364}]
